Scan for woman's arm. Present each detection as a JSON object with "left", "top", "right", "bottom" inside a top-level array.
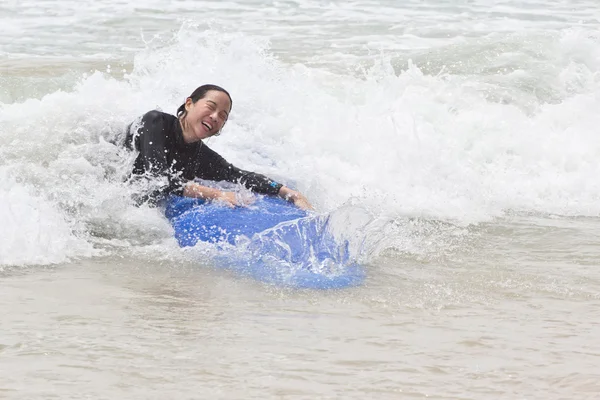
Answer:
[
  {"left": 185, "top": 182, "right": 314, "bottom": 210},
  {"left": 195, "top": 145, "right": 282, "bottom": 195},
  {"left": 183, "top": 182, "right": 241, "bottom": 207},
  {"left": 194, "top": 144, "right": 314, "bottom": 209}
]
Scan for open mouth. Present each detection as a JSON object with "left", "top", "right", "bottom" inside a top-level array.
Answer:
[{"left": 201, "top": 121, "right": 213, "bottom": 132}]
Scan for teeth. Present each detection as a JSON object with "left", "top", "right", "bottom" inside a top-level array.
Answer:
[{"left": 202, "top": 122, "right": 212, "bottom": 131}]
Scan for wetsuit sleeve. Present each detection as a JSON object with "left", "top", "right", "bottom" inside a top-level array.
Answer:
[
  {"left": 196, "top": 145, "right": 283, "bottom": 196},
  {"left": 129, "top": 111, "right": 184, "bottom": 200}
]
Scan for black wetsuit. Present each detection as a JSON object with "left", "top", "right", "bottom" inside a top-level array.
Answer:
[{"left": 126, "top": 110, "right": 282, "bottom": 203}]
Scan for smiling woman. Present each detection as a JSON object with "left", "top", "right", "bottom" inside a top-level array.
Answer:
[
  {"left": 125, "top": 84, "right": 312, "bottom": 209},
  {"left": 177, "top": 84, "right": 231, "bottom": 140}
]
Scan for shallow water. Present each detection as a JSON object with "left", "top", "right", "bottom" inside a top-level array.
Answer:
[{"left": 3, "top": 216, "right": 600, "bottom": 399}]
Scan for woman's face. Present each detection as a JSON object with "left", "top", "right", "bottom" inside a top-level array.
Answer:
[{"left": 183, "top": 90, "right": 231, "bottom": 142}]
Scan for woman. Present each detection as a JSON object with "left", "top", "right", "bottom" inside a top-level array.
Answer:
[{"left": 126, "top": 84, "right": 313, "bottom": 210}]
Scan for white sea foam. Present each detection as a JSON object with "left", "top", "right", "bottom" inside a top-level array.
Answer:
[
  {"left": 0, "top": 171, "right": 97, "bottom": 266},
  {"left": 2, "top": 10, "right": 600, "bottom": 266}
]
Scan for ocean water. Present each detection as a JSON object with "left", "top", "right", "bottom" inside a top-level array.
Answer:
[{"left": 2, "top": 1, "right": 600, "bottom": 398}]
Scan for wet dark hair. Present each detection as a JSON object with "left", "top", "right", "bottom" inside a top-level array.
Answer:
[{"left": 176, "top": 84, "right": 233, "bottom": 118}]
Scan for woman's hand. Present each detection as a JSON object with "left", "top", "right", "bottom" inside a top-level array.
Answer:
[{"left": 278, "top": 186, "right": 314, "bottom": 211}]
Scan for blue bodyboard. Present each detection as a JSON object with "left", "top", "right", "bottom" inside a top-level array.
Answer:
[{"left": 165, "top": 195, "right": 364, "bottom": 289}]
